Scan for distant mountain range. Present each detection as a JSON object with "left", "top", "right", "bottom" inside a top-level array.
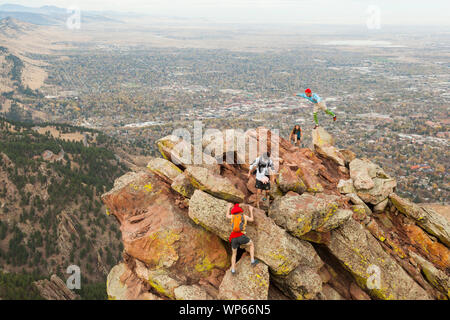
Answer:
[
  {"left": 0, "top": 16, "right": 33, "bottom": 35},
  {"left": 0, "top": 3, "right": 121, "bottom": 26}
]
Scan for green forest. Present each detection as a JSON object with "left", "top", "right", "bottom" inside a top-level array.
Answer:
[{"left": 0, "top": 117, "right": 128, "bottom": 299}]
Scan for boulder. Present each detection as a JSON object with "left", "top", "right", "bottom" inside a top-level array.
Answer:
[
  {"left": 357, "top": 177, "right": 397, "bottom": 205},
  {"left": 156, "top": 135, "right": 220, "bottom": 174},
  {"left": 171, "top": 172, "right": 195, "bottom": 198},
  {"left": 135, "top": 260, "right": 181, "bottom": 299},
  {"left": 349, "top": 159, "right": 396, "bottom": 205},
  {"left": 102, "top": 171, "right": 230, "bottom": 286},
  {"left": 317, "top": 209, "right": 353, "bottom": 233},
  {"left": 296, "top": 230, "right": 331, "bottom": 245},
  {"left": 402, "top": 222, "right": 450, "bottom": 270},
  {"left": 34, "top": 274, "right": 79, "bottom": 300},
  {"left": 174, "top": 285, "right": 214, "bottom": 300},
  {"left": 312, "top": 127, "right": 345, "bottom": 166},
  {"left": 276, "top": 165, "right": 307, "bottom": 194},
  {"left": 390, "top": 193, "right": 450, "bottom": 247},
  {"left": 291, "top": 161, "right": 324, "bottom": 193},
  {"left": 351, "top": 205, "right": 369, "bottom": 222},
  {"left": 272, "top": 259, "right": 324, "bottom": 300},
  {"left": 218, "top": 254, "right": 270, "bottom": 300},
  {"left": 347, "top": 193, "right": 372, "bottom": 216},
  {"left": 326, "top": 218, "right": 431, "bottom": 300},
  {"left": 338, "top": 166, "right": 349, "bottom": 175},
  {"left": 269, "top": 192, "right": 343, "bottom": 237},
  {"left": 147, "top": 157, "right": 182, "bottom": 183},
  {"left": 322, "top": 284, "right": 345, "bottom": 300},
  {"left": 269, "top": 183, "right": 284, "bottom": 200},
  {"left": 349, "top": 158, "right": 380, "bottom": 190},
  {"left": 185, "top": 166, "right": 245, "bottom": 203},
  {"left": 312, "top": 126, "right": 335, "bottom": 146},
  {"left": 373, "top": 198, "right": 389, "bottom": 213},
  {"left": 106, "top": 263, "right": 159, "bottom": 300},
  {"left": 410, "top": 252, "right": 450, "bottom": 299},
  {"left": 188, "top": 190, "right": 322, "bottom": 276},
  {"left": 246, "top": 175, "right": 258, "bottom": 194},
  {"left": 315, "top": 145, "right": 346, "bottom": 167},
  {"left": 337, "top": 179, "right": 355, "bottom": 194},
  {"left": 339, "top": 149, "right": 356, "bottom": 166}
]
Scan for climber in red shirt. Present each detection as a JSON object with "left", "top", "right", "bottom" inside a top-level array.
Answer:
[{"left": 226, "top": 203, "right": 259, "bottom": 275}]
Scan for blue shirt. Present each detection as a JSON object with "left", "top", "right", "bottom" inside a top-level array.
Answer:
[{"left": 296, "top": 93, "right": 321, "bottom": 104}]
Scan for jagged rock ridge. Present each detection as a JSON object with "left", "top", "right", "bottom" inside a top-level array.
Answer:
[{"left": 102, "top": 127, "right": 450, "bottom": 300}]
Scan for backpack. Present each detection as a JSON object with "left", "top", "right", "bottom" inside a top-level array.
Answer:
[
  {"left": 251, "top": 156, "right": 271, "bottom": 176},
  {"left": 231, "top": 213, "right": 246, "bottom": 233}
]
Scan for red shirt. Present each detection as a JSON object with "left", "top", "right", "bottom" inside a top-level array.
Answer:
[{"left": 229, "top": 231, "right": 244, "bottom": 242}]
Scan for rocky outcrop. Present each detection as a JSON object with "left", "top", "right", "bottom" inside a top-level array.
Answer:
[
  {"left": 171, "top": 172, "right": 195, "bottom": 198},
  {"left": 410, "top": 252, "right": 450, "bottom": 299},
  {"left": 34, "top": 275, "right": 79, "bottom": 300},
  {"left": 312, "top": 127, "right": 346, "bottom": 167},
  {"left": 271, "top": 257, "right": 324, "bottom": 300},
  {"left": 337, "top": 179, "right": 355, "bottom": 194},
  {"left": 276, "top": 165, "right": 307, "bottom": 194},
  {"left": 147, "top": 157, "right": 182, "bottom": 183},
  {"left": 188, "top": 190, "right": 321, "bottom": 277},
  {"left": 268, "top": 192, "right": 346, "bottom": 237},
  {"left": 107, "top": 263, "right": 160, "bottom": 300},
  {"left": 218, "top": 254, "right": 270, "bottom": 300},
  {"left": 102, "top": 170, "right": 229, "bottom": 300},
  {"left": 326, "top": 218, "right": 431, "bottom": 300},
  {"left": 174, "top": 285, "right": 214, "bottom": 300},
  {"left": 349, "top": 158, "right": 396, "bottom": 205},
  {"left": 185, "top": 166, "right": 245, "bottom": 203},
  {"left": 103, "top": 126, "right": 449, "bottom": 300},
  {"left": 390, "top": 193, "right": 450, "bottom": 247},
  {"left": 156, "top": 135, "right": 220, "bottom": 174}
]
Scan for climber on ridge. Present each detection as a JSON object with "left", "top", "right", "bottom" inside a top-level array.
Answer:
[
  {"left": 289, "top": 124, "right": 303, "bottom": 147},
  {"left": 226, "top": 203, "right": 259, "bottom": 275},
  {"left": 294, "top": 88, "right": 336, "bottom": 129},
  {"left": 247, "top": 152, "right": 274, "bottom": 209}
]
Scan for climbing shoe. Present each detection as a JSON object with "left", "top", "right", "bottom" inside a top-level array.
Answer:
[
  {"left": 231, "top": 269, "right": 236, "bottom": 276},
  {"left": 333, "top": 116, "right": 337, "bottom": 122},
  {"left": 251, "top": 259, "right": 260, "bottom": 267}
]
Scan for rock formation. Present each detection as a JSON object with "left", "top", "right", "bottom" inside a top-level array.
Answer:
[
  {"left": 33, "top": 275, "right": 79, "bottom": 300},
  {"left": 102, "top": 127, "right": 450, "bottom": 300}
]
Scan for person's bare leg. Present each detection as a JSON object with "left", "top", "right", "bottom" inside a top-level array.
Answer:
[
  {"left": 256, "top": 189, "right": 260, "bottom": 208},
  {"left": 231, "top": 248, "right": 237, "bottom": 273},
  {"left": 249, "top": 241, "right": 255, "bottom": 262}
]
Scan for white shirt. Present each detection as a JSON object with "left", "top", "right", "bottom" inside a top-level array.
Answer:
[{"left": 250, "top": 156, "right": 274, "bottom": 181}]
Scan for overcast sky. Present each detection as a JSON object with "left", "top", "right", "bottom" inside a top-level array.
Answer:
[{"left": 2, "top": 0, "right": 450, "bottom": 25}]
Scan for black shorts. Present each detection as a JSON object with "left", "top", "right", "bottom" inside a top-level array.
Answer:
[
  {"left": 255, "top": 176, "right": 270, "bottom": 190},
  {"left": 231, "top": 235, "right": 251, "bottom": 249}
]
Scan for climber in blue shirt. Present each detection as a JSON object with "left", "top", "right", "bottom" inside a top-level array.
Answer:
[{"left": 294, "top": 88, "right": 337, "bottom": 129}]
